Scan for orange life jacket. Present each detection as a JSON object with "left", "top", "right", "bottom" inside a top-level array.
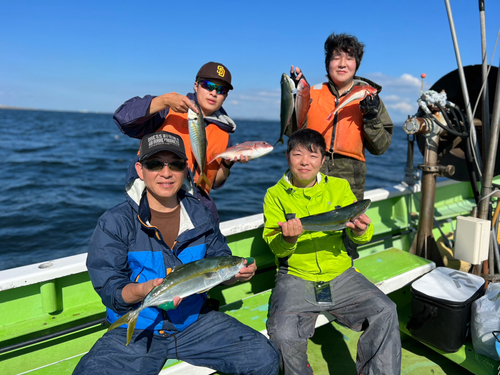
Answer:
[
  {"left": 156, "top": 110, "right": 229, "bottom": 194},
  {"left": 306, "top": 83, "right": 365, "bottom": 162}
]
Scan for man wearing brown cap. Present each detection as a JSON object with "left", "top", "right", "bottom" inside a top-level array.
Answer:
[
  {"left": 74, "top": 131, "right": 279, "bottom": 375},
  {"left": 114, "top": 62, "right": 242, "bottom": 222}
]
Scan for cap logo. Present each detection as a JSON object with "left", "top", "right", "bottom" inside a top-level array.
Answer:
[
  {"left": 148, "top": 133, "right": 180, "bottom": 148},
  {"left": 217, "top": 65, "right": 225, "bottom": 78}
]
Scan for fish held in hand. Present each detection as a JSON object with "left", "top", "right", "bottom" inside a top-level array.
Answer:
[
  {"left": 295, "top": 78, "right": 311, "bottom": 129},
  {"left": 276, "top": 73, "right": 295, "bottom": 146},
  {"left": 326, "top": 85, "right": 378, "bottom": 122},
  {"left": 266, "top": 199, "right": 371, "bottom": 234},
  {"left": 209, "top": 141, "right": 274, "bottom": 163},
  {"left": 188, "top": 105, "right": 210, "bottom": 188},
  {"left": 108, "top": 256, "right": 247, "bottom": 345}
]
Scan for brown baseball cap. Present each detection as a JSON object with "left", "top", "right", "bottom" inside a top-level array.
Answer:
[{"left": 196, "top": 62, "right": 233, "bottom": 90}]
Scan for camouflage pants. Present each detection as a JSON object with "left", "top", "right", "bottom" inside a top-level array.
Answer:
[{"left": 320, "top": 153, "right": 366, "bottom": 201}]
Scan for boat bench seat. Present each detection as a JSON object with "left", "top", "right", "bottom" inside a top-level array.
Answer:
[{"left": 160, "top": 248, "right": 436, "bottom": 375}]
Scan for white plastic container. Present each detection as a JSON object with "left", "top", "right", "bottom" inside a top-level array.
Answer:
[{"left": 454, "top": 216, "right": 490, "bottom": 265}]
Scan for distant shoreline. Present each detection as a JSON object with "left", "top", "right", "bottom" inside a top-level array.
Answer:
[{"left": 0, "top": 105, "right": 112, "bottom": 115}]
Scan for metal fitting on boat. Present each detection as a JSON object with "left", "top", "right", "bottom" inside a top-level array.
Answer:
[{"left": 417, "top": 164, "right": 455, "bottom": 177}]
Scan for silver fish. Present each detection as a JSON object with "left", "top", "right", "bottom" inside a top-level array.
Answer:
[
  {"left": 188, "top": 105, "right": 210, "bottom": 188},
  {"left": 276, "top": 73, "right": 295, "bottom": 146},
  {"left": 266, "top": 199, "right": 371, "bottom": 233},
  {"left": 108, "top": 256, "right": 246, "bottom": 345}
]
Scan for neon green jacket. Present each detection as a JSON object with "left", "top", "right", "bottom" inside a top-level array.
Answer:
[{"left": 263, "top": 171, "right": 373, "bottom": 282}]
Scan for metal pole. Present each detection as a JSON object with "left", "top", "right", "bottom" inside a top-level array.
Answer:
[
  {"left": 416, "top": 136, "right": 439, "bottom": 259},
  {"left": 479, "top": 58, "right": 500, "bottom": 220},
  {"left": 479, "top": 0, "right": 491, "bottom": 163},
  {"left": 444, "top": 0, "right": 483, "bottom": 174}
]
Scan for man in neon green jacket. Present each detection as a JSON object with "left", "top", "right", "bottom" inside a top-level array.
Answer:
[{"left": 263, "top": 129, "right": 401, "bottom": 375}]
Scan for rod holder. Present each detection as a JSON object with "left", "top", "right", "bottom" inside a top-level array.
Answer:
[{"left": 40, "top": 280, "right": 58, "bottom": 314}]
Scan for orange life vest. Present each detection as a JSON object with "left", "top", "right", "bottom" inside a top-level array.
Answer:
[
  {"left": 156, "top": 110, "right": 229, "bottom": 194},
  {"left": 306, "top": 83, "right": 365, "bottom": 162}
]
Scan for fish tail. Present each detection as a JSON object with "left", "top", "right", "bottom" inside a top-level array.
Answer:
[
  {"left": 274, "top": 138, "right": 284, "bottom": 147},
  {"left": 264, "top": 227, "right": 282, "bottom": 236},
  {"left": 196, "top": 172, "right": 212, "bottom": 189},
  {"left": 126, "top": 314, "right": 139, "bottom": 346},
  {"left": 108, "top": 309, "right": 140, "bottom": 346}
]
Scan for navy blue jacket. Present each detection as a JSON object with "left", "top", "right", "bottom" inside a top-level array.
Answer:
[
  {"left": 86, "top": 171, "right": 231, "bottom": 334},
  {"left": 113, "top": 93, "right": 237, "bottom": 222},
  {"left": 113, "top": 93, "right": 235, "bottom": 139}
]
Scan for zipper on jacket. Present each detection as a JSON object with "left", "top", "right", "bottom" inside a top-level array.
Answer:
[{"left": 329, "top": 97, "right": 339, "bottom": 157}]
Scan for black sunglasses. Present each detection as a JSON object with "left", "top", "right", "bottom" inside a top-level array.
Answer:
[
  {"left": 142, "top": 159, "right": 187, "bottom": 172},
  {"left": 198, "top": 80, "right": 229, "bottom": 95}
]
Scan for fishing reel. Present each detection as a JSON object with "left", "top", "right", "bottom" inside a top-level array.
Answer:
[{"left": 409, "top": 65, "right": 499, "bottom": 182}]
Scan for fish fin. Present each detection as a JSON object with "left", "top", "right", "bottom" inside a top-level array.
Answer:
[
  {"left": 108, "top": 310, "right": 140, "bottom": 346},
  {"left": 197, "top": 288, "right": 211, "bottom": 294},
  {"left": 285, "top": 213, "right": 297, "bottom": 221},
  {"left": 108, "top": 311, "right": 131, "bottom": 332},
  {"left": 274, "top": 138, "right": 284, "bottom": 147},
  {"left": 196, "top": 172, "right": 212, "bottom": 189},
  {"left": 202, "top": 272, "right": 217, "bottom": 279},
  {"left": 172, "top": 264, "right": 187, "bottom": 272},
  {"left": 126, "top": 313, "right": 139, "bottom": 346}
]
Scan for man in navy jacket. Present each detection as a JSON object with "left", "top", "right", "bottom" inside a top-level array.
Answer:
[{"left": 73, "top": 131, "right": 279, "bottom": 375}]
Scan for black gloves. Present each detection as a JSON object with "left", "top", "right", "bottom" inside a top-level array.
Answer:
[{"left": 359, "top": 94, "right": 380, "bottom": 122}]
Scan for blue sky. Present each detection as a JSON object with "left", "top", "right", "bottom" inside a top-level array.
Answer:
[{"left": 1, "top": 0, "right": 499, "bottom": 123}]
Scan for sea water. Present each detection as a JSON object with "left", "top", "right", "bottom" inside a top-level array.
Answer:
[{"left": 0, "top": 109, "right": 421, "bottom": 270}]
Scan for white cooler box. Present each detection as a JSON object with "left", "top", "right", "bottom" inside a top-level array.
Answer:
[{"left": 407, "top": 267, "right": 485, "bottom": 352}]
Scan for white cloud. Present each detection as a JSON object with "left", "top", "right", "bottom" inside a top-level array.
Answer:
[
  {"left": 387, "top": 101, "right": 417, "bottom": 115},
  {"left": 366, "top": 72, "right": 421, "bottom": 93},
  {"left": 225, "top": 73, "right": 424, "bottom": 120}
]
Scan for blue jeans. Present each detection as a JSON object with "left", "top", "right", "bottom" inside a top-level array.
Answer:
[
  {"left": 74, "top": 309, "right": 279, "bottom": 375},
  {"left": 267, "top": 268, "right": 402, "bottom": 375}
]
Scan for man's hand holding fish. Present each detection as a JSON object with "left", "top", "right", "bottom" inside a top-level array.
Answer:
[
  {"left": 122, "top": 278, "right": 183, "bottom": 308},
  {"left": 224, "top": 258, "right": 257, "bottom": 283}
]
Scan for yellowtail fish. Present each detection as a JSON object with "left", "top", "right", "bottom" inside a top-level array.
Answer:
[
  {"left": 326, "top": 85, "right": 378, "bottom": 121},
  {"left": 188, "top": 105, "right": 210, "bottom": 188},
  {"left": 266, "top": 199, "right": 371, "bottom": 234},
  {"left": 108, "top": 256, "right": 247, "bottom": 345},
  {"left": 209, "top": 141, "right": 274, "bottom": 163},
  {"left": 276, "top": 73, "right": 295, "bottom": 146},
  {"left": 295, "top": 78, "right": 310, "bottom": 129}
]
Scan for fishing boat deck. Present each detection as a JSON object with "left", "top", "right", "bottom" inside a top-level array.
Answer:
[
  {"left": 157, "top": 248, "right": 438, "bottom": 374},
  {"left": 1, "top": 179, "right": 497, "bottom": 374}
]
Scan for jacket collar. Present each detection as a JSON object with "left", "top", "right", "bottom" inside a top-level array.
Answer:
[
  {"left": 279, "top": 170, "right": 327, "bottom": 199},
  {"left": 187, "top": 92, "right": 236, "bottom": 133},
  {"left": 326, "top": 75, "right": 382, "bottom": 98}
]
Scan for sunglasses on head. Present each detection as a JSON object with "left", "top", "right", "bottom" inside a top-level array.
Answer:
[
  {"left": 142, "top": 159, "right": 187, "bottom": 172},
  {"left": 198, "top": 80, "right": 229, "bottom": 95}
]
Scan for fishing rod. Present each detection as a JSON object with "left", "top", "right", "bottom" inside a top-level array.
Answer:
[
  {"left": 478, "top": 0, "right": 491, "bottom": 153},
  {"left": 444, "top": 0, "right": 484, "bottom": 178}
]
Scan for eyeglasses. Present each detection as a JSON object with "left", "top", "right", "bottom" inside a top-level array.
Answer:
[
  {"left": 142, "top": 159, "right": 187, "bottom": 172},
  {"left": 198, "top": 80, "right": 229, "bottom": 95}
]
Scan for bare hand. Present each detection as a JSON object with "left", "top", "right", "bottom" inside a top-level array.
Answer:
[
  {"left": 164, "top": 93, "right": 199, "bottom": 113},
  {"left": 278, "top": 217, "right": 303, "bottom": 244},
  {"left": 234, "top": 259, "right": 257, "bottom": 282},
  {"left": 232, "top": 155, "right": 249, "bottom": 164},
  {"left": 345, "top": 213, "right": 371, "bottom": 236},
  {"left": 122, "top": 277, "right": 163, "bottom": 304},
  {"left": 291, "top": 65, "right": 303, "bottom": 81}
]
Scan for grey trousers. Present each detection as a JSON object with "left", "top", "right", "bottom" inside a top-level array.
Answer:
[{"left": 266, "top": 268, "right": 401, "bottom": 375}]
